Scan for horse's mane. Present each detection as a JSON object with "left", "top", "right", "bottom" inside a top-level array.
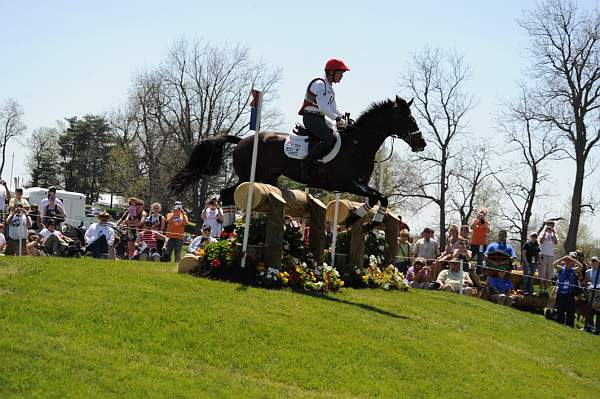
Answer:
[{"left": 355, "top": 97, "right": 408, "bottom": 125}]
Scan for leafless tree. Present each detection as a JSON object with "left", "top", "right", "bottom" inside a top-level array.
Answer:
[
  {"left": 0, "top": 98, "right": 26, "bottom": 175},
  {"left": 156, "top": 39, "right": 282, "bottom": 229},
  {"left": 397, "top": 48, "right": 475, "bottom": 248},
  {"left": 520, "top": 0, "right": 600, "bottom": 251},
  {"left": 491, "top": 86, "right": 565, "bottom": 247},
  {"left": 450, "top": 146, "right": 493, "bottom": 226}
]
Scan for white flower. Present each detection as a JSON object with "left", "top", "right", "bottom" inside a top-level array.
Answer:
[
  {"left": 383, "top": 283, "right": 390, "bottom": 290},
  {"left": 378, "top": 245, "right": 384, "bottom": 251}
]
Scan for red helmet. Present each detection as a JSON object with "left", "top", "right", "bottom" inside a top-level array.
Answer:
[{"left": 324, "top": 58, "right": 350, "bottom": 72}]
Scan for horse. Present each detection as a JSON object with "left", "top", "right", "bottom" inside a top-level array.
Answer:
[{"left": 170, "top": 95, "right": 426, "bottom": 233}]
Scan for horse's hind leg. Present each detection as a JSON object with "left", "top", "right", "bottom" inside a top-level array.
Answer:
[{"left": 220, "top": 182, "right": 241, "bottom": 235}]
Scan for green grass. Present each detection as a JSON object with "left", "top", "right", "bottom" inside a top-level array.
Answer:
[{"left": 1, "top": 257, "right": 598, "bottom": 399}]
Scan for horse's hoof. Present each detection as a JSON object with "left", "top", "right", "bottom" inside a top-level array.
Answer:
[{"left": 343, "top": 213, "right": 361, "bottom": 228}]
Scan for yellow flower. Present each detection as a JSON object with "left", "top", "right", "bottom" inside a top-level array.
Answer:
[
  {"left": 340, "top": 280, "right": 345, "bottom": 286},
  {"left": 196, "top": 249, "right": 205, "bottom": 257}
]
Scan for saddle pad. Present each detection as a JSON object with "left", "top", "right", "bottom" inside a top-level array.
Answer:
[{"left": 283, "top": 131, "right": 341, "bottom": 163}]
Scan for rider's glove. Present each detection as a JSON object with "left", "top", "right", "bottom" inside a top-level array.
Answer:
[{"left": 335, "top": 117, "right": 348, "bottom": 129}]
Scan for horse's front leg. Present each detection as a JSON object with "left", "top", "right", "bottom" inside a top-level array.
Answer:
[{"left": 341, "top": 181, "right": 387, "bottom": 232}]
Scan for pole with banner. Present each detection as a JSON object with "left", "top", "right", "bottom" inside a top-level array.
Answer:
[{"left": 240, "top": 89, "right": 263, "bottom": 269}]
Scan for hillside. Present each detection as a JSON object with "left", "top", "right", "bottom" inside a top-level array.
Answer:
[{"left": 1, "top": 257, "right": 598, "bottom": 398}]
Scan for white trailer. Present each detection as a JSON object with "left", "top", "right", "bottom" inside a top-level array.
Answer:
[{"left": 23, "top": 187, "right": 87, "bottom": 227}]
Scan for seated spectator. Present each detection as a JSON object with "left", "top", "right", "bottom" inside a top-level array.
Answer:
[
  {"left": 8, "top": 188, "right": 28, "bottom": 212},
  {"left": 5, "top": 203, "right": 31, "bottom": 255},
  {"left": 406, "top": 257, "right": 430, "bottom": 289},
  {"left": 135, "top": 220, "right": 167, "bottom": 262},
  {"left": 430, "top": 238, "right": 472, "bottom": 287},
  {"left": 552, "top": 253, "right": 583, "bottom": 328},
  {"left": 444, "top": 224, "right": 462, "bottom": 255},
  {"left": 26, "top": 231, "right": 44, "bottom": 256},
  {"left": 0, "top": 178, "right": 10, "bottom": 221},
  {"left": 0, "top": 223, "right": 5, "bottom": 254},
  {"left": 412, "top": 227, "right": 440, "bottom": 280},
  {"left": 436, "top": 258, "right": 476, "bottom": 295},
  {"left": 395, "top": 229, "right": 411, "bottom": 274},
  {"left": 85, "top": 211, "right": 115, "bottom": 259},
  {"left": 188, "top": 225, "right": 218, "bottom": 254},
  {"left": 39, "top": 187, "right": 65, "bottom": 227},
  {"left": 38, "top": 220, "right": 70, "bottom": 256},
  {"left": 488, "top": 270, "right": 514, "bottom": 306}
]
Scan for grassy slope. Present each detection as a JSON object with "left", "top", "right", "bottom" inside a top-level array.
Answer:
[{"left": 0, "top": 257, "right": 598, "bottom": 399}]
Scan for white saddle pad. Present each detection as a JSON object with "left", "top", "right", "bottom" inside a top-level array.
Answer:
[{"left": 283, "top": 130, "right": 341, "bottom": 163}]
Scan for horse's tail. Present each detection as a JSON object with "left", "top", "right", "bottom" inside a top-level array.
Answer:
[{"left": 169, "top": 135, "right": 242, "bottom": 194}]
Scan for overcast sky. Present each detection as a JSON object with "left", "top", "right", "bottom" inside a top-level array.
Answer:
[{"left": 2, "top": 0, "right": 600, "bottom": 237}]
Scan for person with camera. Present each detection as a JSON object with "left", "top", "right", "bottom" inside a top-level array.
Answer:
[
  {"left": 8, "top": 187, "right": 27, "bottom": 211},
  {"left": 552, "top": 253, "right": 583, "bottom": 328},
  {"left": 188, "top": 224, "right": 218, "bottom": 254},
  {"left": 539, "top": 220, "right": 559, "bottom": 295},
  {"left": 201, "top": 197, "right": 224, "bottom": 238},
  {"left": 164, "top": 201, "right": 188, "bottom": 262},
  {"left": 469, "top": 208, "right": 490, "bottom": 274},
  {"left": 0, "top": 178, "right": 11, "bottom": 221},
  {"left": 135, "top": 219, "right": 167, "bottom": 262},
  {"left": 5, "top": 203, "right": 32, "bottom": 255}
]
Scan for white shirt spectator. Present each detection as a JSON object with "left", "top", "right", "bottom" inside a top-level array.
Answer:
[
  {"left": 0, "top": 232, "right": 5, "bottom": 247},
  {"left": 539, "top": 231, "right": 556, "bottom": 256},
  {"left": 7, "top": 214, "right": 30, "bottom": 240},
  {"left": 188, "top": 235, "right": 217, "bottom": 253},
  {"left": 85, "top": 222, "right": 115, "bottom": 247},
  {"left": 202, "top": 207, "right": 223, "bottom": 238},
  {"left": 38, "top": 228, "right": 64, "bottom": 244}
]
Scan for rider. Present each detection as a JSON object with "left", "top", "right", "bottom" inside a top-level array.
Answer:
[{"left": 298, "top": 58, "right": 350, "bottom": 179}]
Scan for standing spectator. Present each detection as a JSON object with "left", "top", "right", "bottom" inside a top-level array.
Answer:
[
  {"left": 147, "top": 202, "right": 166, "bottom": 253},
  {"left": 395, "top": 229, "right": 412, "bottom": 274},
  {"left": 484, "top": 230, "right": 516, "bottom": 274},
  {"left": 38, "top": 220, "right": 70, "bottom": 256},
  {"left": 584, "top": 256, "right": 600, "bottom": 334},
  {"left": 460, "top": 225, "right": 470, "bottom": 242},
  {"left": 0, "top": 223, "right": 5, "bottom": 254},
  {"left": 0, "top": 178, "right": 10, "bottom": 220},
  {"left": 188, "top": 225, "right": 218, "bottom": 254},
  {"left": 539, "top": 220, "right": 558, "bottom": 294},
  {"left": 469, "top": 208, "right": 490, "bottom": 273},
  {"left": 412, "top": 227, "right": 440, "bottom": 266},
  {"left": 398, "top": 215, "right": 410, "bottom": 232},
  {"left": 522, "top": 232, "right": 541, "bottom": 294},
  {"left": 444, "top": 224, "right": 462, "bottom": 255},
  {"left": 135, "top": 220, "right": 167, "bottom": 262},
  {"left": 553, "top": 253, "right": 583, "bottom": 328},
  {"left": 488, "top": 270, "right": 514, "bottom": 306},
  {"left": 324, "top": 221, "right": 333, "bottom": 249},
  {"left": 117, "top": 197, "right": 147, "bottom": 259},
  {"left": 201, "top": 197, "right": 224, "bottom": 238},
  {"left": 38, "top": 187, "right": 65, "bottom": 227},
  {"left": 8, "top": 188, "right": 28, "bottom": 211},
  {"left": 28, "top": 204, "right": 40, "bottom": 231},
  {"left": 85, "top": 211, "right": 115, "bottom": 259},
  {"left": 164, "top": 201, "right": 188, "bottom": 262},
  {"left": 5, "top": 204, "right": 31, "bottom": 255}
]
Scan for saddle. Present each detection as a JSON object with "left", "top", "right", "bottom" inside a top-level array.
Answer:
[{"left": 284, "top": 124, "right": 342, "bottom": 163}]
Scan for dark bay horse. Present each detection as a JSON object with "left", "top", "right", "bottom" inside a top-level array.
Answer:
[{"left": 170, "top": 96, "right": 426, "bottom": 233}]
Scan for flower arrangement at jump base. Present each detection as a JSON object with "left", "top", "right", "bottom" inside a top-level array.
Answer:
[
  {"left": 354, "top": 256, "right": 409, "bottom": 291},
  {"left": 256, "top": 261, "right": 344, "bottom": 292}
]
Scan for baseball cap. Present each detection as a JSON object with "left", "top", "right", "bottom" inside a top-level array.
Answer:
[{"left": 591, "top": 256, "right": 599, "bottom": 262}]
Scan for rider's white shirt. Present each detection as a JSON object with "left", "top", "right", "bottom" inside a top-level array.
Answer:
[{"left": 306, "top": 74, "right": 343, "bottom": 123}]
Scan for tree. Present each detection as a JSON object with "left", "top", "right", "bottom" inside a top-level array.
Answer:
[
  {"left": 58, "top": 115, "right": 113, "bottom": 204},
  {"left": 397, "top": 48, "right": 474, "bottom": 248},
  {"left": 520, "top": 0, "right": 600, "bottom": 251},
  {"left": 27, "top": 127, "right": 62, "bottom": 188},
  {"left": 0, "top": 98, "right": 26, "bottom": 176},
  {"left": 492, "top": 86, "right": 564, "bottom": 247},
  {"left": 157, "top": 39, "right": 281, "bottom": 231}
]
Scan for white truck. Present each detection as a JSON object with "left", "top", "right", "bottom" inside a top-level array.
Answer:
[{"left": 23, "top": 187, "right": 88, "bottom": 227}]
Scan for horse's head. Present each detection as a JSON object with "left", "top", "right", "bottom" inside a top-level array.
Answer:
[{"left": 391, "top": 96, "right": 426, "bottom": 152}]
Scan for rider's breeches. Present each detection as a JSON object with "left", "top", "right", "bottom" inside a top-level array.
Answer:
[{"left": 303, "top": 113, "right": 335, "bottom": 161}]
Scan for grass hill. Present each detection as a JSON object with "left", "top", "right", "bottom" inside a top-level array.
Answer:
[{"left": 1, "top": 257, "right": 598, "bottom": 398}]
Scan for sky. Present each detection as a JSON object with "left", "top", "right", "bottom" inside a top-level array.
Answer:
[{"left": 1, "top": 0, "right": 599, "bottom": 237}]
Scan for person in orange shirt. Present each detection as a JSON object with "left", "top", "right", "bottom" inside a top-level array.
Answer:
[
  {"left": 469, "top": 208, "right": 490, "bottom": 274},
  {"left": 164, "top": 201, "right": 188, "bottom": 262}
]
